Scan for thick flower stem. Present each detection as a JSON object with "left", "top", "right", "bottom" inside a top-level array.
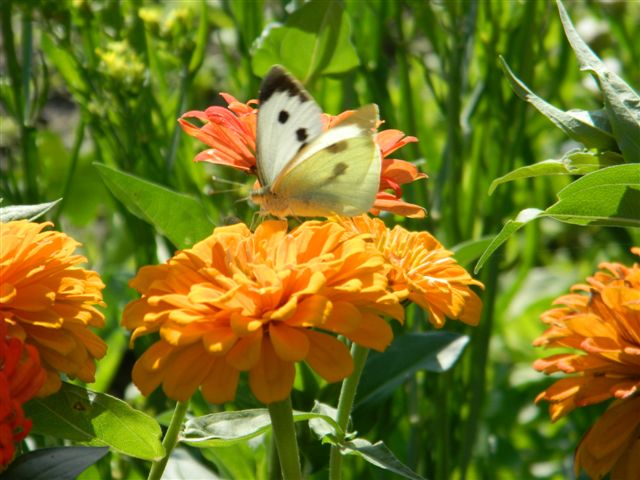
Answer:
[
  {"left": 268, "top": 396, "right": 302, "bottom": 480},
  {"left": 329, "top": 343, "right": 370, "bottom": 480},
  {"left": 148, "top": 400, "right": 190, "bottom": 480}
]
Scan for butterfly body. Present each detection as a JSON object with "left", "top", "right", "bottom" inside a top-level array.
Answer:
[{"left": 251, "top": 66, "right": 381, "bottom": 218}]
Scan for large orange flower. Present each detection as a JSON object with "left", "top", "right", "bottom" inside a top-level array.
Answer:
[
  {"left": 534, "top": 247, "right": 640, "bottom": 479},
  {"left": 122, "top": 220, "right": 403, "bottom": 405},
  {"left": 339, "top": 215, "right": 483, "bottom": 328},
  {"left": 0, "top": 319, "right": 45, "bottom": 469},
  {"left": 0, "top": 221, "right": 107, "bottom": 396},
  {"left": 179, "top": 94, "right": 426, "bottom": 218}
]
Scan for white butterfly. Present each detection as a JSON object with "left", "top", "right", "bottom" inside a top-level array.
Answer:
[{"left": 250, "top": 65, "right": 381, "bottom": 218}]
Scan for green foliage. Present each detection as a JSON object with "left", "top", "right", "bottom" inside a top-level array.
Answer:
[{"left": 1, "top": 0, "right": 639, "bottom": 478}]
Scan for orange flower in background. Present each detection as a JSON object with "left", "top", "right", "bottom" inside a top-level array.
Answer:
[
  {"left": 123, "top": 220, "right": 403, "bottom": 405},
  {"left": 339, "top": 215, "right": 483, "bottom": 328},
  {"left": 534, "top": 247, "right": 640, "bottom": 480},
  {"left": 0, "top": 319, "right": 45, "bottom": 469},
  {"left": 0, "top": 221, "right": 107, "bottom": 396},
  {"left": 179, "top": 94, "right": 426, "bottom": 218}
]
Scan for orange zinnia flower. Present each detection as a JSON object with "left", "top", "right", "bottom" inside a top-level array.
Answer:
[
  {"left": 122, "top": 220, "right": 403, "bottom": 405},
  {"left": 0, "top": 221, "right": 107, "bottom": 396},
  {"left": 338, "top": 215, "right": 483, "bottom": 328},
  {"left": 0, "top": 319, "right": 46, "bottom": 469},
  {"left": 534, "top": 247, "right": 640, "bottom": 479},
  {"left": 179, "top": 94, "right": 426, "bottom": 218}
]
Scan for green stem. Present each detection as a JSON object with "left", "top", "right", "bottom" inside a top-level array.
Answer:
[
  {"left": 268, "top": 396, "right": 301, "bottom": 480},
  {"left": 53, "top": 118, "right": 85, "bottom": 225},
  {"left": 147, "top": 400, "right": 189, "bottom": 480},
  {"left": 165, "top": 63, "right": 190, "bottom": 178},
  {"left": 329, "top": 343, "right": 370, "bottom": 480}
]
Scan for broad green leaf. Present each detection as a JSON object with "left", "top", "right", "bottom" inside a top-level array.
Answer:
[
  {"left": 489, "top": 150, "right": 623, "bottom": 194},
  {"left": 94, "top": 163, "right": 214, "bottom": 249},
  {"left": 252, "top": 0, "right": 359, "bottom": 83},
  {"left": 356, "top": 332, "right": 469, "bottom": 408},
  {"left": 477, "top": 164, "right": 640, "bottom": 272},
  {"left": 499, "top": 56, "right": 616, "bottom": 151},
  {"left": 24, "top": 383, "right": 163, "bottom": 461},
  {"left": 341, "top": 439, "right": 425, "bottom": 480},
  {"left": 199, "top": 443, "right": 262, "bottom": 480},
  {"left": 0, "top": 446, "right": 109, "bottom": 480},
  {"left": 308, "top": 402, "right": 339, "bottom": 441},
  {"left": 556, "top": 0, "right": 640, "bottom": 162},
  {"left": 0, "top": 199, "right": 61, "bottom": 222},
  {"left": 182, "top": 408, "right": 341, "bottom": 448},
  {"left": 475, "top": 208, "right": 544, "bottom": 273}
]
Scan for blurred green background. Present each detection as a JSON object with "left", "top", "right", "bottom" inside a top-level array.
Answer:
[{"left": 2, "top": 0, "right": 639, "bottom": 478}]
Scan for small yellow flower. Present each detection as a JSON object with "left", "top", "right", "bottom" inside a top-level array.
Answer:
[
  {"left": 534, "top": 247, "right": 640, "bottom": 479},
  {"left": 123, "top": 220, "right": 403, "bottom": 405},
  {"left": 339, "top": 215, "right": 483, "bottom": 328},
  {"left": 0, "top": 221, "right": 107, "bottom": 396}
]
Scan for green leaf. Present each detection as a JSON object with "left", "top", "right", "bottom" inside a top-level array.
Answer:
[
  {"left": 499, "top": 56, "right": 617, "bottom": 151},
  {"left": 188, "top": 0, "right": 208, "bottom": 74},
  {"left": 489, "top": 150, "right": 623, "bottom": 194},
  {"left": 40, "top": 34, "right": 85, "bottom": 96},
  {"left": 556, "top": 0, "right": 640, "bottom": 162},
  {"left": 94, "top": 163, "right": 214, "bottom": 249},
  {"left": 475, "top": 208, "right": 544, "bottom": 273},
  {"left": 451, "top": 236, "right": 500, "bottom": 267},
  {"left": 0, "top": 199, "right": 61, "bottom": 222},
  {"left": 182, "top": 408, "right": 342, "bottom": 448},
  {"left": 477, "top": 164, "right": 640, "bottom": 272},
  {"left": 24, "top": 383, "right": 163, "bottom": 461},
  {"left": 0, "top": 446, "right": 109, "bottom": 480},
  {"left": 252, "top": 0, "right": 359, "bottom": 83},
  {"left": 356, "top": 332, "right": 469, "bottom": 408},
  {"left": 341, "top": 439, "right": 425, "bottom": 480}
]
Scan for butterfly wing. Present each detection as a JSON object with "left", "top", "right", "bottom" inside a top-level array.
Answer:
[
  {"left": 271, "top": 104, "right": 381, "bottom": 217},
  {"left": 256, "top": 66, "right": 323, "bottom": 188}
]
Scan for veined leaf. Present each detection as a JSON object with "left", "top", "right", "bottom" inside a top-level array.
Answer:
[
  {"left": 182, "top": 408, "right": 342, "bottom": 448},
  {"left": 557, "top": 0, "right": 640, "bottom": 162},
  {"left": 341, "top": 439, "right": 425, "bottom": 480},
  {"left": 499, "top": 56, "right": 617, "bottom": 151},
  {"left": 252, "top": 0, "right": 359, "bottom": 83},
  {"left": 477, "top": 164, "right": 640, "bottom": 272},
  {"left": 95, "top": 163, "right": 214, "bottom": 249},
  {"left": 0, "top": 446, "right": 109, "bottom": 480},
  {"left": 356, "top": 332, "right": 469, "bottom": 408},
  {"left": 24, "top": 383, "right": 163, "bottom": 461},
  {"left": 489, "top": 150, "right": 623, "bottom": 194},
  {"left": 0, "top": 199, "right": 61, "bottom": 222}
]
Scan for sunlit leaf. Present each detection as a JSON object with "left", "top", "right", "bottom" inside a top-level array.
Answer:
[
  {"left": 0, "top": 446, "right": 109, "bottom": 480},
  {"left": 489, "top": 150, "right": 623, "bottom": 194},
  {"left": 94, "top": 163, "right": 214, "bottom": 249},
  {"left": 556, "top": 0, "right": 640, "bottom": 163},
  {"left": 182, "top": 408, "right": 342, "bottom": 448},
  {"left": 499, "top": 56, "right": 617, "bottom": 151},
  {"left": 0, "top": 199, "right": 61, "bottom": 222},
  {"left": 251, "top": 0, "right": 359, "bottom": 83},
  {"left": 356, "top": 332, "right": 469, "bottom": 408},
  {"left": 341, "top": 439, "right": 425, "bottom": 480},
  {"left": 24, "top": 383, "right": 163, "bottom": 461}
]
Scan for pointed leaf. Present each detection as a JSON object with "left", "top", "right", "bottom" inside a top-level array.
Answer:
[
  {"left": 499, "top": 56, "right": 616, "bottom": 150},
  {"left": 489, "top": 150, "right": 622, "bottom": 194},
  {"left": 341, "top": 439, "right": 425, "bottom": 480},
  {"left": 0, "top": 199, "right": 61, "bottom": 222},
  {"left": 475, "top": 208, "right": 544, "bottom": 273},
  {"left": 182, "top": 408, "right": 341, "bottom": 448},
  {"left": 356, "top": 332, "right": 469, "bottom": 408},
  {"left": 556, "top": 0, "right": 640, "bottom": 162},
  {"left": 451, "top": 236, "right": 494, "bottom": 267},
  {"left": 24, "top": 383, "right": 163, "bottom": 461},
  {"left": 0, "top": 446, "right": 109, "bottom": 480},
  {"left": 94, "top": 163, "right": 214, "bottom": 249},
  {"left": 252, "top": 0, "right": 359, "bottom": 83}
]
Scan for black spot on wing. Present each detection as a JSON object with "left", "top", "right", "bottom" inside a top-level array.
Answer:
[
  {"left": 296, "top": 128, "right": 308, "bottom": 142},
  {"left": 333, "top": 162, "right": 348, "bottom": 177},
  {"left": 327, "top": 140, "right": 348, "bottom": 154},
  {"left": 278, "top": 110, "right": 289, "bottom": 123},
  {"left": 259, "top": 66, "right": 311, "bottom": 104}
]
